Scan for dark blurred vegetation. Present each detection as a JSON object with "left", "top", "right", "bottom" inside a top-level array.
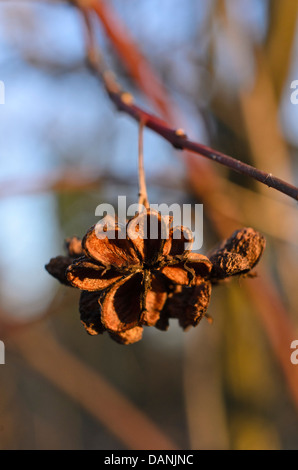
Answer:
[{"left": 0, "top": 0, "right": 298, "bottom": 450}]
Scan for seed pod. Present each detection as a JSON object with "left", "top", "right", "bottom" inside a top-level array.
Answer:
[{"left": 208, "top": 228, "right": 266, "bottom": 281}]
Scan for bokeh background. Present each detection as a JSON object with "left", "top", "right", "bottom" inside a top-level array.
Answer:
[{"left": 0, "top": 0, "right": 298, "bottom": 450}]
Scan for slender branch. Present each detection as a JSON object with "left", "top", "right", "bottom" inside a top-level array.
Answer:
[
  {"left": 9, "top": 1, "right": 298, "bottom": 200},
  {"left": 108, "top": 92, "right": 298, "bottom": 202},
  {"left": 138, "top": 119, "right": 149, "bottom": 209},
  {"left": 80, "top": 6, "right": 298, "bottom": 203}
]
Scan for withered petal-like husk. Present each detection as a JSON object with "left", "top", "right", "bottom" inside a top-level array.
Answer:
[
  {"left": 65, "top": 236, "right": 83, "bottom": 258},
  {"left": 209, "top": 228, "right": 266, "bottom": 280},
  {"left": 127, "top": 209, "right": 170, "bottom": 263},
  {"left": 160, "top": 254, "right": 212, "bottom": 286},
  {"left": 185, "top": 253, "right": 213, "bottom": 282},
  {"left": 160, "top": 264, "right": 191, "bottom": 285},
  {"left": 83, "top": 223, "right": 140, "bottom": 268},
  {"left": 101, "top": 273, "right": 143, "bottom": 333},
  {"left": 67, "top": 258, "right": 123, "bottom": 292},
  {"left": 45, "top": 256, "right": 73, "bottom": 286},
  {"left": 108, "top": 326, "right": 144, "bottom": 345},
  {"left": 210, "top": 252, "right": 251, "bottom": 280},
  {"left": 163, "top": 281, "right": 212, "bottom": 330},
  {"left": 79, "top": 291, "right": 105, "bottom": 335},
  {"left": 140, "top": 274, "right": 167, "bottom": 326},
  {"left": 163, "top": 225, "right": 193, "bottom": 256}
]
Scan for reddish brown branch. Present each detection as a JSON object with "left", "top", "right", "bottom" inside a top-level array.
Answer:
[
  {"left": 80, "top": 3, "right": 298, "bottom": 202},
  {"left": 107, "top": 92, "right": 298, "bottom": 201},
  {"left": 88, "top": 0, "right": 172, "bottom": 119}
]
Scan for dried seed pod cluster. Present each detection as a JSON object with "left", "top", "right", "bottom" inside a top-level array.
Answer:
[{"left": 46, "top": 210, "right": 265, "bottom": 345}]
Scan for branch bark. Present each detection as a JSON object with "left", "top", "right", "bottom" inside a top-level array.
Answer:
[
  {"left": 106, "top": 91, "right": 298, "bottom": 202},
  {"left": 81, "top": 3, "right": 298, "bottom": 202}
]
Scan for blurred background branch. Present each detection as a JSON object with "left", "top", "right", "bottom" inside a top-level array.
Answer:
[{"left": 10, "top": 323, "right": 178, "bottom": 450}]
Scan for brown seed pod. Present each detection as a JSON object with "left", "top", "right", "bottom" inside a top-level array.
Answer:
[
  {"left": 157, "top": 281, "right": 212, "bottom": 331},
  {"left": 65, "top": 236, "right": 84, "bottom": 258},
  {"left": 45, "top": 221, "right": 266, "bottom": 344},
  {"left": 45, "top": 255, "right": 75, "bottom": 286},
  {"left": 208, "top": 228, "right": 266, "bottom": 281},
  {"left": 79, "top": 291, "right": 105, "bottom": 336},
  {"left": 64, "top": 209, "right": 211, "bottom": 336}
]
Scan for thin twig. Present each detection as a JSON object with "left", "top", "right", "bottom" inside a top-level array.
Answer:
[
  {"left": 138, "top": 119, "right": 149, "bottom": 209},
  {"left": 107, "top": 93, "right": 298, "bottom": 202},
  {"left": 81, "top": 6, "right": 298, "bottom": 203}
]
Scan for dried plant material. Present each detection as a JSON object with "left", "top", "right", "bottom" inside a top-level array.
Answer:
[
  {"left": 69, "top": 209, "right": 211, "bottom": 334},
  {"left": 45, "top": 237, "right": 83, "bottom": 286},
  {"left": 65, "top": 236, "right": 84, "bottom": 257},
  {"left": 80, "top": 290, "right": 143, "bottom": 344},
  {"left": 68, "top": 260, "right": 123, "bottom": 292},
  {"left": 208, "top": 228, "right": 266, "bottom": 281},
  {"left": 45, "top": 222, "right": 265, "bottom": 345},
  {"left": 79, "top": 291, "right": 105, "bottom": 336},
  {"left": 84, "top": 222, "right": 140, "bottom": 268},
  {"left": 108, "top": 326, "right": 144, "bottom": 345},
  {"left": 158, "top": 282, "right": 212, "bottom": 331},
  {"left": 45, "top": 255, "right": 74, "bottom": 286}
]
